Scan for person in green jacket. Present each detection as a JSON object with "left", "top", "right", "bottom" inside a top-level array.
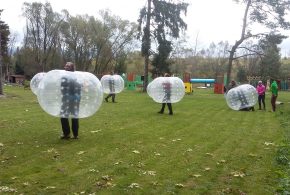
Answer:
[{"left": 270, "top": 80, "right": 278, "bottom": 112}]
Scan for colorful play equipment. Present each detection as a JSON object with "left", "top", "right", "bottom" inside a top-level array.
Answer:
[
  {"left": 124, "top": 73, "right": 152, "bottom": 91},
  {"left": 183, "top": 73, "right": 192, "bottom": 93},
  {"left": 190, "top": 78, "right": 215, "bottom": 83}
]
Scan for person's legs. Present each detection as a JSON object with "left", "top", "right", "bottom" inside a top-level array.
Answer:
[
  {"left": 105, "top": 94, "right": 112, "bottom": 102},
  {"left": 261, "top": 95, "right": 266, "bottom": 110},
  {"left": 271, "top": 95, "right": 277, "bottom": 111},
  {"left": 112, "top": 94, "right": 116, "bottom": 102},
  {"left": 258, "top": 95, "right": 262, "bottom": 110},
  {"left": 71, "top": 118, "right": 79, "bottom": 138},
  {"left": 158, "top": 103, "right": 166, "bottom": 114},
  {"left": 60, "top": 118, "right": 70, "bottom": 138},
  {"left": 167, "top": 103, "right": 173, "bottom": 115}
]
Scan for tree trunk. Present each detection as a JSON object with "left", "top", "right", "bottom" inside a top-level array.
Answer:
[
  {"left": 143, "top": 0, "right": 151, "bottom": 92},
  {"left": 226, "top": 49, "right": 236, "bottom": 86},
  {"left": 226, "top": 0, "right": 251, "bottom": 85}
]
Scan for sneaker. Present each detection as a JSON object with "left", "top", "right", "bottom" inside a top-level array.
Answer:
[
  {"left": 158, "top": 111, "right": 163, "bottom": 114},
  {"left": 72, "top": 136, "right": 78, "bottom": 139},
  {"left": 169, "top": 113, "right": 173, "bottom": 115}
]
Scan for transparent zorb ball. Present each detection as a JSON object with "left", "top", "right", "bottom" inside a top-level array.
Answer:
[
  {"left": 226, "top": 84, "right": 258, "bottom": 110},
  {"left": 37, "top": 70, "right": 103, "bottom": 118},
  {"left": 30, "top": 72, "right": 46, "bottom": 95},
  {"left": 147, "top": 77, "right": 185, "bottom": 103},
  {"left": 101, "top": 74, "right": 124, "bottom": 94}
]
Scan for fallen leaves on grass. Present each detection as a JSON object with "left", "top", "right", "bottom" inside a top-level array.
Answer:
[
  {"left": 142, "top": 170, "right": 156, "bottom": 176},
  {"left": 45, "top": 186, "right": 56, "bottom": 190},
  {"left": 96, "top": 175, "right": 115, "bottom": 189},
  {"left": 132, "top": 150, "right": 140, "bottom": 154},
  {"left": 23, "top": 182, "right": 30, "bottom": 186},
  {"left": 264, "top": 141, "right": 275, "bottom": 146},
  {"left": 0, "top": 186, "right": 17, "bottom": 193},
  {"left": 217, "top": 159, "right": 227, "bottom": 165},
  {"left": 231, "top": 171, "right": 246, "bottom": 178},
  {"left": 206, "top": 153, "right": 214, "bottom": 157},
  {"left": 90, "top": 130, "right": 102, "bottom": 133},
  {"left": 128, "top": 183, "right": 140, "bottom": 189},
  {"left": 44, "top": 148, "right": 60, "bottom": 159},
  {"left": 77, "top": 151, "right": 85, "bottom": 155},
  {"left": 175, "top": 183, "right": 184, "bottom": 188},
  {"left": 89, "top": 168, "right": 99, "bottom": 173},
  {"left": 137, "top": 162, "right": 145, "bottom": 168},
  {"left": 0, "top": 143, "right": 3, "bottom": 147},
  {"left": 193, "top": 174, "right": 202, "bottom": 178},
  {"left": 248, "top": 153, "right": 257, "bottom": 157},
  {"left": 114, "top": 161, "right": 122, "bottom": 165}
]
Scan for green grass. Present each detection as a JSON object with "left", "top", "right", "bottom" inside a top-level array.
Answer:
[{"left": 0, "top": 85, "right": 289, "bottom": 194}]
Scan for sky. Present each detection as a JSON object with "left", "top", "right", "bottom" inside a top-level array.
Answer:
[{"left": 1, "top": 0, "right": 290, "bottom": 56}]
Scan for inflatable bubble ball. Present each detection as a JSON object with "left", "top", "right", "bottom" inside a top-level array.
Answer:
[
  {"left": 147, "top": 77, "right": 185, "bottom": 103},
  {"left": 226, "top": 84, "right": 258, "bottom": 111},
  {"left": 37, "top": 70, "right": 103, "bottom": 118},
  {"left": 101, "top": 74, "right": 124, "bottom": 94},
  {"left": 30, "top": 72, "right": 46, "bottom": 95}
]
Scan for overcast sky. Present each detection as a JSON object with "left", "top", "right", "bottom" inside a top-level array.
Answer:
[{"left": 1, "top": 0, "right": 290, "bottom": 56}]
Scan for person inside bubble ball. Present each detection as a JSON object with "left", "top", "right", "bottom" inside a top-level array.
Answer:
[
  {"left": 227, "top": 80, "right": 254, "bottom": 111},
  {"left": 256, "top": 80, "right": 266, "bottom": 110},
  {"left": 60, "top": 62, "right": 81, "bottom": 139},
  {"left": 158, "top": 73, "right": 173, "bottom": 115},
  {"left": 105, "top": 71, "right": 116, "bottom": 103}
]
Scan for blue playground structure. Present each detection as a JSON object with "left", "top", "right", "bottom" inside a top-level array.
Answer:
[{"left": 190, "top": 78, "right": 215, "bottom": 83}]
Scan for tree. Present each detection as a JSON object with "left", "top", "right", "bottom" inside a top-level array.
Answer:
[
  {"left": 60, "top": 10, "right": 137, "bottom": 73},
  {"left": 226, "top": 0, "right": 290, "bottom": 85},
  {"left": 0, "top": 9, "right": 10, "bottom": 95},
  {"left": 22, "top": 2, "right": 63, "bottom": 73},
  {"left": 258, "top": 33, "right": 286, "bottom": 80},
  {"left": 138, "top": 0, "right": 188, "bottom": 91},
  {"left": 237, "top": 66, "right": 247, "bottom": 82}
]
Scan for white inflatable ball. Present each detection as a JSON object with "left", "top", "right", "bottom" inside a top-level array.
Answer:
[
  {"left": 101, "top": 74, "right": 124, "bottom": 94},
  {"left": 37, "top": 70, "right": 103, "bottom": 118},
  {"left": 30, "top": 72, "right": 46, "bottom": 95},
  {"left": 147, "top": 77, "right": 185, "bottom": 103},
  {"left": 226, "top": 84, "right": 258, "bottom": 111}
]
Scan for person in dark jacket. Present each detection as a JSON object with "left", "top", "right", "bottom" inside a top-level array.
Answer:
[
  {"left": 158, "top": 73, "right": 173, "bottom": 115},
  {"left": 60, "top": 62, "right": 81, "bottom": 139}
]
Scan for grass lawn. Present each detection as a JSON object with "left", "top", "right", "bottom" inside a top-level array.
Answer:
[{"left": 0, "top": 85, "right": 289, "bottom": 194}]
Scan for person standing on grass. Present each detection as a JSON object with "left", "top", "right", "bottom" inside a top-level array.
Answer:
[
  {"left": 270, "top": 80, "right": 278, "bottom": 112},
  {"left": 256, "top": 80, "right": 266, "bottom": 110},
  {"left": 60, "top": 62, "right": 81, "bottom": 139},
  {"left": 225, "top": 80, "right": 237, "bottom": 94},
  {"left": 158, "top": 73, "right": 173, "bottom": 115},
  {"left": 105, "top": 71, "right": 116, "bottom": 103}
]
